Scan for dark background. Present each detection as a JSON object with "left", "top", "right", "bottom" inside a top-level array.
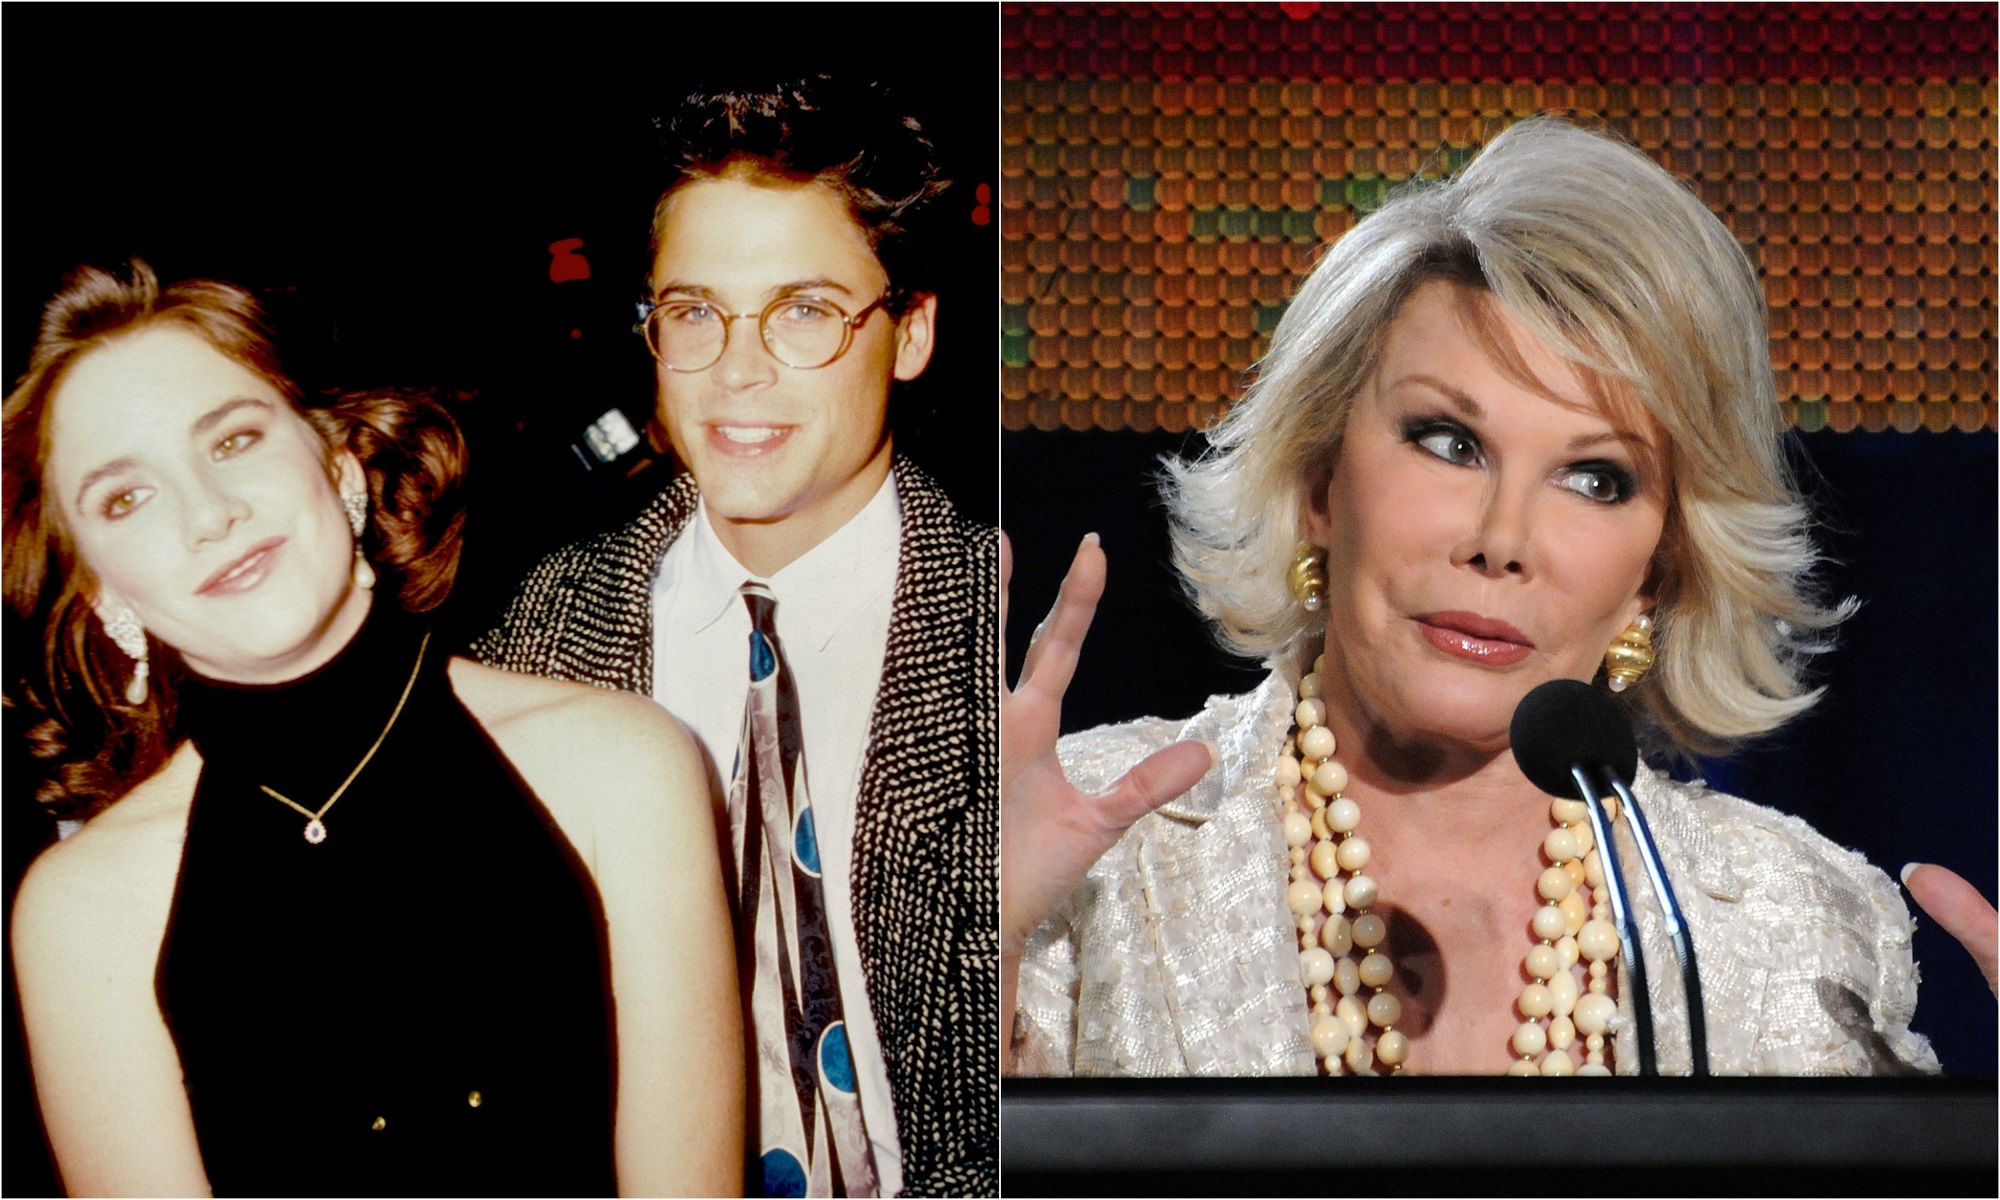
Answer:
[
  {"left": 4, "top": 9, "right": 997, "bottom": 1194},
  {"left": 1004, "top": 425, "right": 1997, "bottom": 1077}
]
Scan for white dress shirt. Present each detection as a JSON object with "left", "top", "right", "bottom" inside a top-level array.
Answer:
[{"left": 651, "top": 476, "right": 905, "bottom": 1195}]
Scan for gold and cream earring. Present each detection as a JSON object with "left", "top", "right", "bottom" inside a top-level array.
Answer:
[
  {"left": 1604, "top": 614, "right": 1654, "bottom": 692},
  {"left": 1288, "top": 543, "right": 1328, "bottom": 613},
  {"left": 101, "top": 605, "right": 149, "bottom": 705},
  {"left": 341, "top": 488, "right": 376, "bottom": 591}
]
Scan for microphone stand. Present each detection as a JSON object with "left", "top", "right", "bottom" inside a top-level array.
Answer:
[
  {"left": 1607, "top": 774, "right": 1710, "bottom": 1075},
  {"left": 1569, "top": 764, "right": 1656, "bottom": 1075}
]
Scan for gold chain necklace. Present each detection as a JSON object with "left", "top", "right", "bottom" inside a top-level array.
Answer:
[
  {"left": 259, "top": 631, "right": 430, "bottom": 845},
  {"left": 1276, "top": 658, "right": 1622, "bottom": 1075}
]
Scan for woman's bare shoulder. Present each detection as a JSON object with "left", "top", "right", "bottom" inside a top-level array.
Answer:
[
  {"left": 446, "top": 659, "right": 712, "bottom": 861},
  {"left": 12, "top": 743, "right": 199, "bottom": 975},
  {"left": 449, "top": 659, "right": 691, "bottom": 760}
]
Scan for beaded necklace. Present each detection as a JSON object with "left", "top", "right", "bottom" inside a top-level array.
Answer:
[{"left": 1277, "top": 658, "right": 1621, "bottom": 1075}]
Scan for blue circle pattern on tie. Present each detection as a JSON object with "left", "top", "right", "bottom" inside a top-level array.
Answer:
[
  {"left": 750, "top": 629, "right": 777, "bottom": 682},
  {"left": 817, "top": 1019, "right": 858, "bottom": 1094},
  {"left": 761, "top": 1147, "right": 807, "bottom": 1198},
  {"left": 756, "top": 1144, "right": 804, "bottom": 1200},
  {"left": 792, "top": 805, "right": 822, "bottom": 877}
]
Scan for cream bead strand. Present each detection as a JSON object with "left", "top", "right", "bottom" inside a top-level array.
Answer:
[
  {"left": 1279, "top": 662, "right": 1405, "bottom": 1074},
  {"left": 1513, "top": 794, "right": 1622, "bottom": 1075},
  {"left": 1278, "top": 665, "right": 1618, "bottom": 1077}
]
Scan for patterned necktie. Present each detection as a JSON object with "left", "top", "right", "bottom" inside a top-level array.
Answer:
[{"left": 729, "top": 582, "right": 878, "bottom": 1199}]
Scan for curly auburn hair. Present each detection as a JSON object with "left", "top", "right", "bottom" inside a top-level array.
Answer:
[
  {"left": 646, "top": 74, "right": 953, "bottom": 310},
  {"left": 2, "top": 260, "right": 468, "bottom": 819}
]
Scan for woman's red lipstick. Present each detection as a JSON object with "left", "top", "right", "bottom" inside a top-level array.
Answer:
[
  {"left": 196, "top": 537, "right": 285, "bottom": 596},
  {"left": 1414, "top": 611, "right": 1534, "bottom": 666}
]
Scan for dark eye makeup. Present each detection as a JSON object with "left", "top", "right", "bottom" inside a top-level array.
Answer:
[
  {"left": 1558, "top": 460, "right": 1639, "bottom": 504},
  {"left": 1399, "top": 413, "right": 1639, "bottom": 505},
  {"left": 1403, "top": 416, "right": 1483, "bottom": 468}
]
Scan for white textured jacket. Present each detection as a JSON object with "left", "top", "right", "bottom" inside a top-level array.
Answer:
[{"left": 1014, "top": 673, "right": 1938, "bottom": 1077}]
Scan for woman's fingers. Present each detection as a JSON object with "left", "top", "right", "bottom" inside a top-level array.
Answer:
[
  {"left": 1000, "top": 739, "right": 1216, "bottom": 949},
  {"left": 1903, "top": 863, "right": 1998, "bottom": 995},
  {"left": 1015, "top": 533, "right": 1105, "bottom": 700},
  {"left": 1097, "top": 739, "right": 1217, "bottom": 831}
]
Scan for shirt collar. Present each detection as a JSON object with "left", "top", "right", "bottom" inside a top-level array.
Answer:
[{"left": 676, "top": 473, "right": 903, "bottom": 650}]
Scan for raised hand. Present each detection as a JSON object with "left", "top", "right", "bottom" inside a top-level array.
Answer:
[
  {"left": 1903, "top": 862, "right": 1997, "bottom": 996},
  {"left": 1000, "top": 532, "right": 1215, "bottom": 1068}
]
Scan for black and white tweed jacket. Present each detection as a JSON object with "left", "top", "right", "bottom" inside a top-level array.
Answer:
[{"left": 471, "top": 457, "right": 998, "bottom": 1198}]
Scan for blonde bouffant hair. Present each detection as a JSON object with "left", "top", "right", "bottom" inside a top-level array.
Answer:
[{"left": 1164, "top": 116, "right": 1847, "bottom": 755}]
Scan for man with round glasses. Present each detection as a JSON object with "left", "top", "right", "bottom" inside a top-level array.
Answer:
[
  {"left": 475, "top": 75, "right": 996, "bottom": 1198},
  {"left": 638, "top": 292, "right": 896, "bottom": 375}
]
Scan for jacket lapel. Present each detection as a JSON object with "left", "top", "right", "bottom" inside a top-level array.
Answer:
[
  {"left": 849, "top": 459, "right": 998, "bottom": 1193},
  {"left": 1139, "top": 676, "right": 1317, "bottom": 1075},
  {"left": 1617, "top": 768, "right": 1759, "bottom": 1076}
]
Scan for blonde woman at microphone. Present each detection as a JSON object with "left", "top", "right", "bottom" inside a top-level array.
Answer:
[{"left": 1001, "top": 118, "right": 1991, "bottom": 1079}]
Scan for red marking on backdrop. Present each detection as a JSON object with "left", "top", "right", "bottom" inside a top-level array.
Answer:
[{"left": 548, "top": 238, "right": 590, "bottom": 284}]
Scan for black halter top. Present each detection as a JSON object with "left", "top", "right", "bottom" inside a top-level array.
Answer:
[{"left": 157, "top": 603, "right": 616, "bottom": 1197}]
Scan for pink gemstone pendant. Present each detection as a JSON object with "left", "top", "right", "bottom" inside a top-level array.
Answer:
[{"left": 304, "top": 819, "right": 327, "bottom": 845}]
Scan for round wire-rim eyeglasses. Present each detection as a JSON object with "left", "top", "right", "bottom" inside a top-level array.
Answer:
[{"left": 633, "top": 292, "right": 893, "bottom": 372}]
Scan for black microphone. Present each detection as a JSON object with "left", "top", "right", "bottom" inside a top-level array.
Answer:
[
  {"left": 1510, "top": 679, "right": 1637, "bottom": 801},
  {"left": 1510, "top": 680, "right": 1707, "bottom": 1076}
]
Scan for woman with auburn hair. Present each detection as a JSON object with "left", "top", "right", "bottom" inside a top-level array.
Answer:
[
  {"left": 1002, "top": 117, "right": 1994, "bottom": 1078},
  {"left": 5, "top": 261, "right": 742, "bottom": 1195}
]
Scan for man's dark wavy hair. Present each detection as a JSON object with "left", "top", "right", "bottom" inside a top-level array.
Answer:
[{"left": 647, "top": 75, "right": 952, "bottom": 311}]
